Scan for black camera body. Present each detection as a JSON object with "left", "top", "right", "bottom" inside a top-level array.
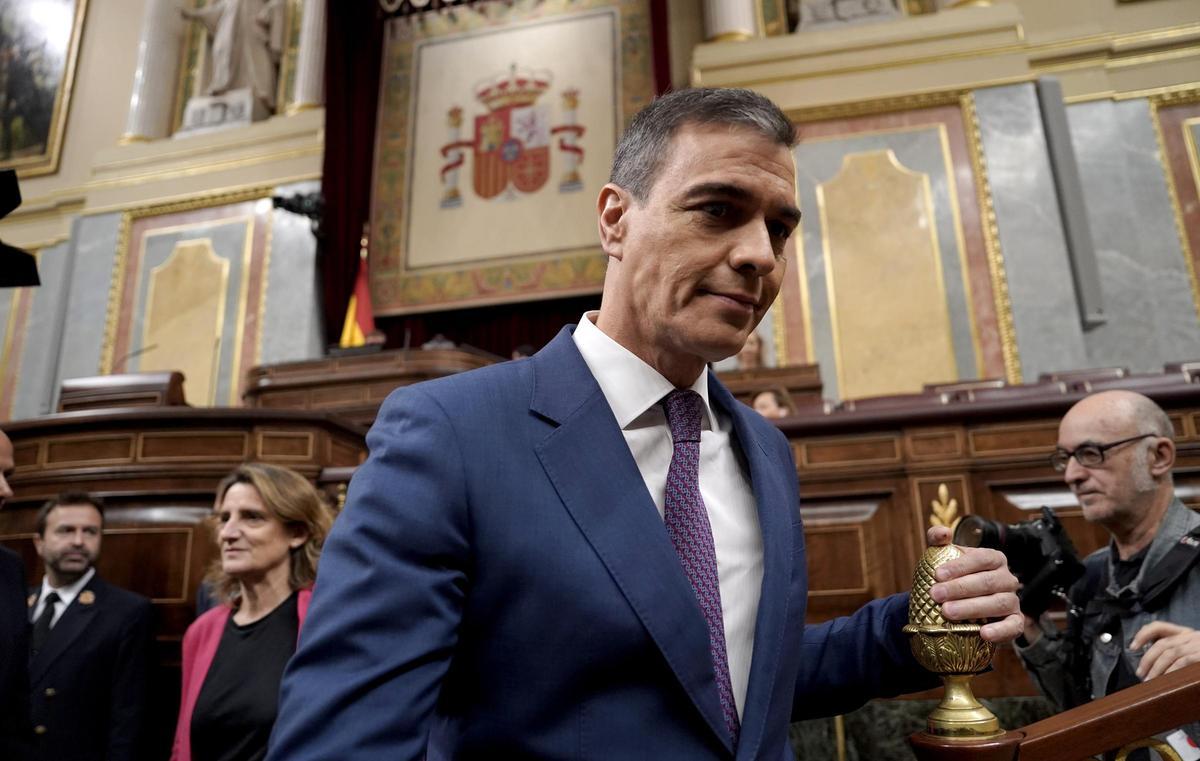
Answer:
[{"left": 953, "top": 507, "right": 1086, "bottom": 618}]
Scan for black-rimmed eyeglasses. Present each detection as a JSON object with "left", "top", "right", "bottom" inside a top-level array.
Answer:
[{"left": 1050, "top": 433, "right": 1157, "bottom": 472}]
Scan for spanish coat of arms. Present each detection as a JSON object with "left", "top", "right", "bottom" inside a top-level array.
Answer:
[{"left": 439, "top": 65, "right": 586, "bottom": 207}]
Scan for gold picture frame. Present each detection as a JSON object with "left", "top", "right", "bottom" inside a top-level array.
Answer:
[
  {"left": 369, "top": 0, "right": 655, "bottom": 316},
  {"left": 0, "top": 0, "right": 89, "bottom": 177},
  {"left": 757, "top": 0, "right": 789, "bottom": 36}
]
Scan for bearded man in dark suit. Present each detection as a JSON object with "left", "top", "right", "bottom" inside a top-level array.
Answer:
[{"left": 26, "top": 492, "right": 153, "bottom": 761}]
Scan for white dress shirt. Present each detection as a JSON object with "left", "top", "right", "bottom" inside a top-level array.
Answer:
[
  {"left": 31, "top": 566, "right": 96, "bottom": 627},
  {"left": 572, "top": 312, "right": 764, "bottom": 718}
]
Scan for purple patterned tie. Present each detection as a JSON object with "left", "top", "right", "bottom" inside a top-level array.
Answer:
[{"left": 661, "top": 389, "right": 740, "bottom": 745}]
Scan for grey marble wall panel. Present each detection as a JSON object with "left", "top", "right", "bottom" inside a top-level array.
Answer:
[
  {"left": 56, "top": 212, "right": 122, "bottom": 392},
  {"left": 974, "top": 84, "right": 1087, "bottom": 381},
  {"left": 10, "top": 241, "right": 72, "bottom": 419},
  {"left": 793, "top": 125, "right": 978, "bottom": 398},
  {"left": 262, "top": 179, "right": 324, "bottom": 365},
  {"left": 1066, "top": 99, "right": 1200, "bottom": 371}
]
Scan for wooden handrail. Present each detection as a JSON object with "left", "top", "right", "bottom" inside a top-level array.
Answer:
[
  {"left": 1019, "top": 660, "right": 1200, "bottom": 761},
  {"left": 910, "top": 661, "right": 1200, "bottom": 761}
]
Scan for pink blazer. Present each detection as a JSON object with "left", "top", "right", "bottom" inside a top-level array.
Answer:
[{"left": 170, "top": 589, "right": 311, "bottom": 761}]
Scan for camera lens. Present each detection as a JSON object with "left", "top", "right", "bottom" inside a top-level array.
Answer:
[{"left": 953, "top": 516, "right": 991, "bottom": 548}]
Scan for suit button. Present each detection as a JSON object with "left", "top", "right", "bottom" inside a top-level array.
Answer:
[
  {"left": 1099, "top": 633, "right": 1113, "bottom": 644},
  {"left": 44, "top": 687, "right": 56, "bottom": 697},
  {"left": 34, "top": 725, "right": 47, "bottom": 735}
]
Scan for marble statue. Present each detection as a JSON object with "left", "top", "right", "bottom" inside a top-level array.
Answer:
[{"left": 181, "top": 0, "right": 286, "bottom": 113}]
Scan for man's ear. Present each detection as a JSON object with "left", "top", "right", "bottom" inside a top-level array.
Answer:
[
  {"left": 1149, "top": 437, "right": 1176, "bottom": 477},
  {"left": 597, "top": 183, "right": 630, "bottom": 260}
]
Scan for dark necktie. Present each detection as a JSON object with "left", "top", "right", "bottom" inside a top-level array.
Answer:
[
  {"left": 31, "top": 591, "right": 60, "bottom": 656},
  {"left": 661, "top": 389, "right": 739, "bottom": 745}
]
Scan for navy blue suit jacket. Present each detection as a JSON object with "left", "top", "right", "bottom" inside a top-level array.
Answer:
[
  {"left": 27, "top": 574, "right": 153, "bottom": 761},
  {"left": 269, "top": 327, "right": 928, "bottom": 760}
]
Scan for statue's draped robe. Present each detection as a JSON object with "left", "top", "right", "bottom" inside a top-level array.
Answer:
[{"left": 191, "top": 0, "right": 285, "bottom": 111}]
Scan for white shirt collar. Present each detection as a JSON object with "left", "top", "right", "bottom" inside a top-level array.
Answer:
[
  {"left": 572, "top": 311, "right": 716, "bottom": 431},
  {"left": 40, "top": 566, "right": 95, "bottom": 608}
]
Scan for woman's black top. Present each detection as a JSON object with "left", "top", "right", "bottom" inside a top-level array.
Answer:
[{"left": 190, "top": 591, "right": 299, "bottom": 761}]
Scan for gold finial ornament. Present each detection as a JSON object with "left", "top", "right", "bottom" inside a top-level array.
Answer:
[{"left": 903, "top": 544, "right": 1002, "bottom": 739}]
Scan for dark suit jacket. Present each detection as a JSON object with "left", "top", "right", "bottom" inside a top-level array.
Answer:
[
  {"left": 268, "top": 327, "right": 930, "bottom": 760},
  {"left": 28, "top": 574, "right": 153, "bottom": 761},
  {"left": 1, "top": 546, "right": 30, "bottom": 759}
]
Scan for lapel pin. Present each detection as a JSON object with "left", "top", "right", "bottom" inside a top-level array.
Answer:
[
  {"left": 27, "top": 593, "right": 36, "bottom": 608},
  {"left": 79, "top": 591, "right": 95, "bottom": 605}
]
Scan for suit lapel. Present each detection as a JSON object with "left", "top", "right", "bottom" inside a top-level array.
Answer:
[
  {"left": 710, "top": 379, "right": 796, "bottom": 760},
  {"left": 531, "top": 329, "right": 734, "bottom": 754},
  {"left": 30, "top": 576, "right": 101, "bottom": 683}
]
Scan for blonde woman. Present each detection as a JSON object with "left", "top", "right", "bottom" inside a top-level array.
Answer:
[{"left": 171, "top": 463, "right": 333, "bottom": 761}]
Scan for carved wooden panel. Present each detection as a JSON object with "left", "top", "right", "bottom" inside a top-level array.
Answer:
[
  {"left": 799, "top": 435, "right": 903, "bottom": 468},
  {"left": 906, "top": 428, "right": 965, "bottom": 460}
]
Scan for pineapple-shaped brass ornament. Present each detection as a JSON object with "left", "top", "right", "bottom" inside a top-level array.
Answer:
[{"left": 903, "top": 544, "right": 1003, "bottom": 739}]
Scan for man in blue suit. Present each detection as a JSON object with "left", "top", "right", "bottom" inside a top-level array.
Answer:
[{"left": 268, "top": 87, "right": 1021, "bottom": 759}]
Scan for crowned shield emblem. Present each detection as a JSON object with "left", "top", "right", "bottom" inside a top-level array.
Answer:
[{"left": 440, "top": 65, "right": 585, "bottom": 207}]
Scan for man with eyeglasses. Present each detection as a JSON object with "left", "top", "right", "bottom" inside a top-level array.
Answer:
[{"left": 1016, "top": 390, "right": 1200, "bottom": 755}]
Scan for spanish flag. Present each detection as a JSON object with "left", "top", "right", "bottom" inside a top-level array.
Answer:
[{"left": 339, "top": 227, "right": 375, "bottom": 348}]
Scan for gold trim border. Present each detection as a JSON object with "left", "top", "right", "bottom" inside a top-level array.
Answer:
[
  {"left": 371, "top": 0, "right": 654, "bottom": 316},
  {"left": 961, "top": 92, "right": 1021, "bottom": 383},
  {"left": 1149, "top": 87, "right": 1200, "bottom": 323},
  {"left": 100, "top": 186, "right": 276, "bottom": 376},
  {"left": 7, "top": 0, "right": 89, "bottom": 178},
  {"left": 786, "top": 88, "right": 1020, "bottom": 383}
]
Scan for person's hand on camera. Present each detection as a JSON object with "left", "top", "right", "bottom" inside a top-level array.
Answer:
[
  {"left": 925, "top": 526, "right": 1023, "bottom": 643},
  {"left": 1132, "top": 622, "right": 1200, "bottom": 680}
]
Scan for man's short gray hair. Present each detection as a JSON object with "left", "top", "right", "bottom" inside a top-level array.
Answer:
[{"left": 609, "top": 87, "right": 797, "bottom": 201}]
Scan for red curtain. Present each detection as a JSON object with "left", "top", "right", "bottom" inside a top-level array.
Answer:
[{"left": 319, "top": 0, "right": 384, "bottom": 346}]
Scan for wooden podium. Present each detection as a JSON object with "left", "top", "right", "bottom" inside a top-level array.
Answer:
[{"left": 243, "top": 346, "right": 503, "bottom": 426}]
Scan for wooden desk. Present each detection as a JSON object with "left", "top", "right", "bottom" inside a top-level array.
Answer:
[
  {"left": 243, "top": 346, "right": 501, "bottom": 426},
  {"left": 775, "top": 372, "right": 1200, "bottom": 698}
]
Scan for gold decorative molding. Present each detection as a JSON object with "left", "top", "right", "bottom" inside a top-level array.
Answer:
[
  {"left": 937, "top": 121, "right": 987, "bottom": 378},
  {"left": 793, "top": 220, "right": 816, "bottom": 364},
  {"left": 256, "top": 206, "right": 275, "bottom": 370},
  {"left": 0, "top": 288, "right": 32, "bottom": 417},
  {"left": 140, "top": 240, "right": 230, "bottom": 405},
  {"left": 101, "top": 213, "right": 136, "bottom": 376},
  {"left": 929, "top": 482, "right": 961, "bottom": 531},
  {"left": 100, "top": 186, "right": 275, "bottom": 377},
  {"left": 174, "top": 0, "right": 209, "bottom": 134},
  {"left": 1148, "top": 89, "right": 1200, "bottom": 324},
  {"left": 788, "top": 87, "right": 970, "bottom": 125},
  {"left": 709, "top": 30, "right": 755, "bottom": 43},
  {"left": 961, "top": 92, "right": 1021, "bottom": 384},
  {"left": 756, "top": 0, "right": 789, "bottom": 37},
  {"left": 1180, "top": 114, "right": 1200, "bottom": 323},
  {"left": 286, "top": 102, "right": 323, "bottom": 115},
  {"left": 769, "top": 293, "right": 788, "bottom": 366},
  {"left": 87, "top": 145, "right": 322, "bottom": 191},
  {"left": 818, "top": 149, "right": 958, "bottom": 399},
  {"left": 1115, "top": 738, "right": 1183, "bottom": 761},
  {"left": 277, "top": 0, "right": 304, "bottom": 113}
]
